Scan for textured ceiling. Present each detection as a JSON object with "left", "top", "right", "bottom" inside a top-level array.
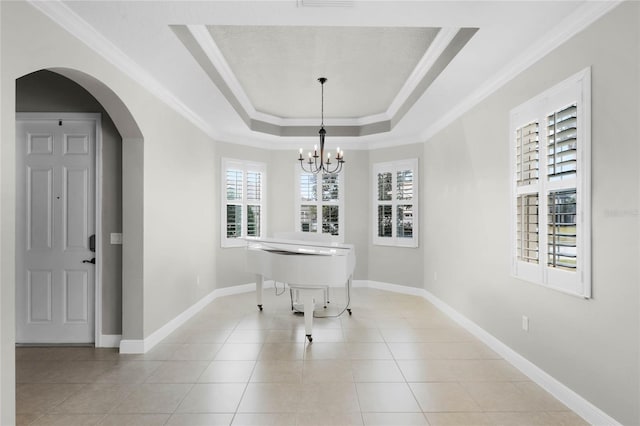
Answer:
[{"left": 207, "top": 26, "right": 440, "bottom": 119}]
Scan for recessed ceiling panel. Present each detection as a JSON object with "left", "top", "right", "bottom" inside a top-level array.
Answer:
[{"left": 207, "top": 26, "right": 440, "bottom": 119}]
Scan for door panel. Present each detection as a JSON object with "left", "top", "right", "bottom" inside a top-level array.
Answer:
[
  {"left": 64, "top": 167, "right": 89, "bottom": 250},
  {"left": 28, "top": 133, "right": 53, "bottom": 155},
  {"left": 27, "top": 167, "right": 54, "bottom": 250},
  {"left": 16, "top": 117, "right": 96, "bottom": 344},
  {"left": 64, "top": 270, "right": 88, "bottom": 322},
  {"left": 27, "top": 270, "right": 52, "bottom": 322}
]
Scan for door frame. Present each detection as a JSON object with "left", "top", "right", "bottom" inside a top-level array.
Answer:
[{"left": 16, "top": 112, "right": 104, "bottom": 346}]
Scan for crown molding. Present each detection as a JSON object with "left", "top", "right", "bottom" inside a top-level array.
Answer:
[
  {"left": 27, "top": 0, "right": 223, "bottom": 142},
  {"left": 420, "top": 0, "right": 622, "bottom": 143}
]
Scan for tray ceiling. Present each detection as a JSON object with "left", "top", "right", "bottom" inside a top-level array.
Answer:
[{"left": 28, "top": 1, "right": 618, "bottom": 148}]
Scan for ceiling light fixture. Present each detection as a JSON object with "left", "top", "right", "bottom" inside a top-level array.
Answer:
[{"left": 298, "top": 77, "right": 345, "bottom": 174}]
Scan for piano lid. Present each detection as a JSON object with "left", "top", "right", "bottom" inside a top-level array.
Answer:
[{"left": 245, "top": 237, "right": 353, "bottom": 257}]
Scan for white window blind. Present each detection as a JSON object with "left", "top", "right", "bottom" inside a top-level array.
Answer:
[
  {"left": 295, "top": 167, "right": 344, "bottom": 241},
  {"left": 516, "top": 193, "right": 539, "bottom": 264},
  {"left": 225, "top": 169, "right": 243, "bottom": 239},
  {"left": 372, "top": 159, "right": 419, "bottom": 247},
  {"left": 510, "top": 68, "right": 591, "bottom": 297},
  {"left": 516, "top": 121, "right": 539, "bottom": 186},
  {"left": 222, "top": 158, "right": 266, "bottom": 247}
]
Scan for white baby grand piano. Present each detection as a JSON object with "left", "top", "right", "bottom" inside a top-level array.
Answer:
[{"left": 245, "top": 236, "right": 355, "bottom": 342}]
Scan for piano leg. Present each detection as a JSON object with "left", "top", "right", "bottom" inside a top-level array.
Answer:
[
  {"left": 303, "top": 291, "right": 315, "bottom": 342},
  {"left": 346, "top": 277, "right": 352, "bottom": 315},
  {"left": 256, "top": 274, "right": 263, "bottom": 311}
]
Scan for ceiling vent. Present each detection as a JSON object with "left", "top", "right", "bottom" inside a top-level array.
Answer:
[{"left": 297, "top": 0, "right": 354, "bottom": 7}]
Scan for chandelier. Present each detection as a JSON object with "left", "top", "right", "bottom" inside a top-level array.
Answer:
[{"left": 298, "top": 77, "right": 345, "bottom": 174}]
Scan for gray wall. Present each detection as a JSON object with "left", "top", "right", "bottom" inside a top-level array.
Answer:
[
  {"left": 16, "top": 70, "right": 123, "bottom": 336},
  {"left": 266, "top": 148, "right": 371, "bottom": 281},
  {"left": 369, "top": 143, "right": 424, "bottom": 288},
  {"left": 214, "top": 142, "right": 421, "bottom": 288},
  {"left": 215, "top": 145, "right": 371, "bottom": 286},
  {"left": 214, "top": 141, "right": 272, "bottom": 288},
  {"left": 423, "top": 3, "right": 639, "bottom": 424},
  {"left": 342, "top": 151, "right": 370, "bottom": 280},
  {"left": 121, "top": 137, "right": 143, "bottom": 341}
]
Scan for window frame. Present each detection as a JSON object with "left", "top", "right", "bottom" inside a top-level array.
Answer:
[
  {"left": 372, "top": 158, "right": 419, "bottom": 248},
  {"left": 221, "top": 157, "right": 267, "bottom": 248},
  {"left": 294, "top": 165, "right": 345, "bottom": 243},
  {"left": 509, "top": 67, "right": 591, "bottom": 298}
]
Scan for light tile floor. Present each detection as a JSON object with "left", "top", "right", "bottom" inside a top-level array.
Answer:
[{"left": 16, "top": 288, "right": 589, "bottom": 425}]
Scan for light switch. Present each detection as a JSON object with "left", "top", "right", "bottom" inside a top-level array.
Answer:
[{"left": 110, "top": 233, "right": 123, "bottom": 244}]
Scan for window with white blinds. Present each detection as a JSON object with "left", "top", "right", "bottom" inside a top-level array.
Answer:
[
  {"left": 295, "top": 168, "right": 344, "bottom": 241},
  {"left": 510, "top": 68, "right": 591, "bottom": 298},
  {"left": 222, "top": 158, "right": 266, "bottom": 247},
  {"left": 372, "top": 159, "right": 419, "bottom": 247}
]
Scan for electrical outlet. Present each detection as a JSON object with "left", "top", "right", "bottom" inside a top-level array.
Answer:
[{"left": 522, "top": 315, "right": 529, "bottom": 332}]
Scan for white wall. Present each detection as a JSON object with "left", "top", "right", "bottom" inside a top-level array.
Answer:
[{"left": 423, "top": 3, "right": 639, "bottom": 424}]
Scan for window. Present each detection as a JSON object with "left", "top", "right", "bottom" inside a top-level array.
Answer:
[
  {"left": 222, "top": 158, "right": 266, "bottom": 247},
  {"left": 372, "top": 159, "right": 419, "bottom": 247},
  {"left": 510, "top": 68, "right": 591, "bottom": 297},
  {"left": 295, "top": 167, "right": 344, "bottom": 241}
]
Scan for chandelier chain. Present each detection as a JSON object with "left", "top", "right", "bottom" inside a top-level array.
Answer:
[
  {"left": 298, "top": 77, "right": 345, "bottom": 174},
  {"left": 321, "top": 79, "right": 324, "bottom": 128}
]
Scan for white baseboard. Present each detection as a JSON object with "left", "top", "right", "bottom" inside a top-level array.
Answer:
[
  {"left": 98, "top": 334, "right": 121, "bottom": 348},
  {"left": 359, "top": 280, "right": 619, "bottom": 426},
  {"left": 119, "top": 339, "right": 144, "bottom": 354},
  {"left": 361, "top": 280, "right": 426, "bottom": 297},
  {"left": 119, "top": 282, "right": 271, "bottom": 354}
]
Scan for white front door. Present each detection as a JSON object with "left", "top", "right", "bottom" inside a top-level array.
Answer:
[{"left": 16, "top": 115, "right": 96, "bottom": 344}]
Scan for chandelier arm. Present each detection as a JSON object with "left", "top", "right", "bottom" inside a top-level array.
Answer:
[{"left": 328, "top": 161, "right": 342, "bottom": 174}]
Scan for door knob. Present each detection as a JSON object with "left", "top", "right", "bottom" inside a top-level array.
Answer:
[{"left": 82, "top": 258, "right": 96, "bottom": 264}]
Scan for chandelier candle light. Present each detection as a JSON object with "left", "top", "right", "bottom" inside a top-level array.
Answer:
[{"left": 298, "top": 77, "right": 345, "bottom": 174}]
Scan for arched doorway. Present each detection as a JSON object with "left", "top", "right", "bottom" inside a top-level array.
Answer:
[
  {"left": 16, "top": 70, "right": 126, "bottom": 346},
  {"left": 4, "top": 67, "right": 146, "bottom": 423}
]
